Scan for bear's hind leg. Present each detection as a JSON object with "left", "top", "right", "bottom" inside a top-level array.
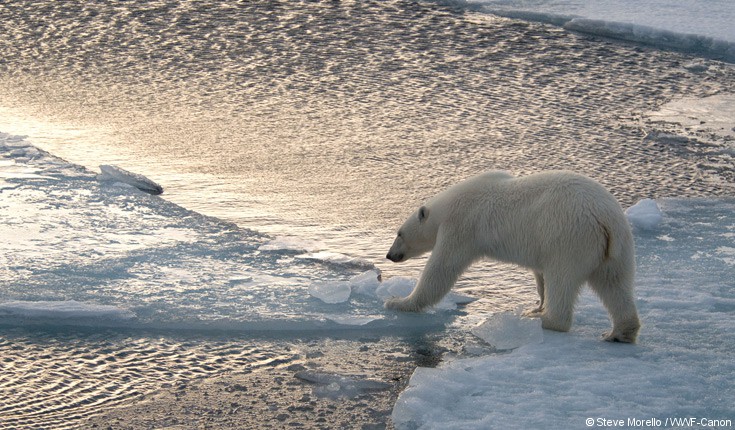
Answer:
[
  {"left": 588, "top": 264, "right": 641, "bottom": 343},
  {"left": 522, "top": 271, "right": 545, "bottom": 317},
  {"left": 539, "top": 273, "right": 583, "bottom": 332}
]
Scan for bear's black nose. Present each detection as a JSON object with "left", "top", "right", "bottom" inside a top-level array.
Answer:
[{"left": 386, "top": 252, "right": 404, "bottom": 263}]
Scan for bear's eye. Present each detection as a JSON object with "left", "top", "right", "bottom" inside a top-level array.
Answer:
[{"left": 397, "top": 230, "right": 403, "bottom": 238}]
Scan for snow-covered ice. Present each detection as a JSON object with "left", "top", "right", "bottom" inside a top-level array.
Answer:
[{"left": 392, "top": 198, "right": 735, "bottom": 429}]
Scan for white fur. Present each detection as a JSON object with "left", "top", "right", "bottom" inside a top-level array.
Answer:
[{"left": 385, "top": 170, "right": 641, "bottom": 343}]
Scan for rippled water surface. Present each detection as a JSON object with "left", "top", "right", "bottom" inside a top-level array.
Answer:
[
  {"left": 0, "top": 330, "right": 288, "bottom": 428},
  {"left": 0, "top": 0, "right": 733, "bottom": 428},
  {"left": 1, "top": 0, "right": 733, "bottom": 247}
]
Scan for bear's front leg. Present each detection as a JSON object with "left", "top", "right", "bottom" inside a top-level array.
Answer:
[{"left": 384, "top": 242, "right": 472, "bottom": 313}]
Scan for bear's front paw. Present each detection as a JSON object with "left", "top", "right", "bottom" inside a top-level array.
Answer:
[
  {"left": 521, "top": 307, "right": 543, "bottom": 318},
  {"left": 384, "top": 296, "right": 421, "bottom": 312}
]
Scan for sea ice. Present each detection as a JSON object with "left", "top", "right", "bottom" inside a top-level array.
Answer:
[{"left": 471, "top": 309, "right": 543, "bottom": 350}]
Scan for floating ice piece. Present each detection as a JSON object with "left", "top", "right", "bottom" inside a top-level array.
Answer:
[
  {"left": 645, "top": 94, "right": 735, "bottom": 139},
  {"left": 98, "top": 164, "right": 163, "bottom": 195},
  {"left": 0, "top": 300, "right": 136, "bottom": 320},
  {"left": 308, "top": 281, "right": 352, "bottom": 304},
  {"left": 626, "top": 198, "right": 663, "bottom": 230},
  {"left": 471, "top": 309, "right": 543, "bottom": 350},
  {"left": 349, "top": 269, "right": 382, "bottom": 296},
  {"left": 295, "top": 370, "right": 390, "bottom": 398}
]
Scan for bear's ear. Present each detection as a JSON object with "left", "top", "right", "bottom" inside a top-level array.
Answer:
[{"left": 418, "top": 206, "right": 429, "bottom": 223}]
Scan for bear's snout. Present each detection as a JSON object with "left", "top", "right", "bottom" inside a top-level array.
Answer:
[{"left": 386, "top": 251, "right": 404, "bottom": 263}]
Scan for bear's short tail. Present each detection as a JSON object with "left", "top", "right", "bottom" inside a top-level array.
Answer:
[
  {"left": 593, "top": 216, "right": 613, "bottom": 260},
  {"left": 600, "top": 221, "right": 612, "bottom": 260}
]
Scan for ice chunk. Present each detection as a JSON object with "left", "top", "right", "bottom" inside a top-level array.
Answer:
[
  {"left": 349, "top": 269, "right": 382, "bottom": 296},
  {"left": 308, "top": 281, "right": 351, "bottom": 304},
  {"left": 626, "top": 198, "right": 663, "bottom": 230},
  {"left": 645, "top": 94, "right": 735, "bottom": 139},
  {"left": 295, "top": 370, "right": 390, "bottom": 398},
  {"left": 471, "top": 310, "right": 543, "bottom": 350},
  {"left": 0, "top": 300, "right": 135, "bottom": 320},
  {"left": 98, "top": 164, "right": 163, "bottom": 195}
]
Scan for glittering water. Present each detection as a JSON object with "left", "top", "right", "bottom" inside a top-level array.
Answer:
[{"left": 0, "top": 0, "right": 733, "bottom": 428}]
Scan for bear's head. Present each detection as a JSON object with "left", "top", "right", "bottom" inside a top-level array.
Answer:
[{"left": 386, "top": 206, "right": 437, "bottom": 263}]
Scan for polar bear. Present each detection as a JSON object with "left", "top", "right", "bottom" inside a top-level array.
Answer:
[{"left": 385, "top": 170, "right": 641, "bottom": 343}]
